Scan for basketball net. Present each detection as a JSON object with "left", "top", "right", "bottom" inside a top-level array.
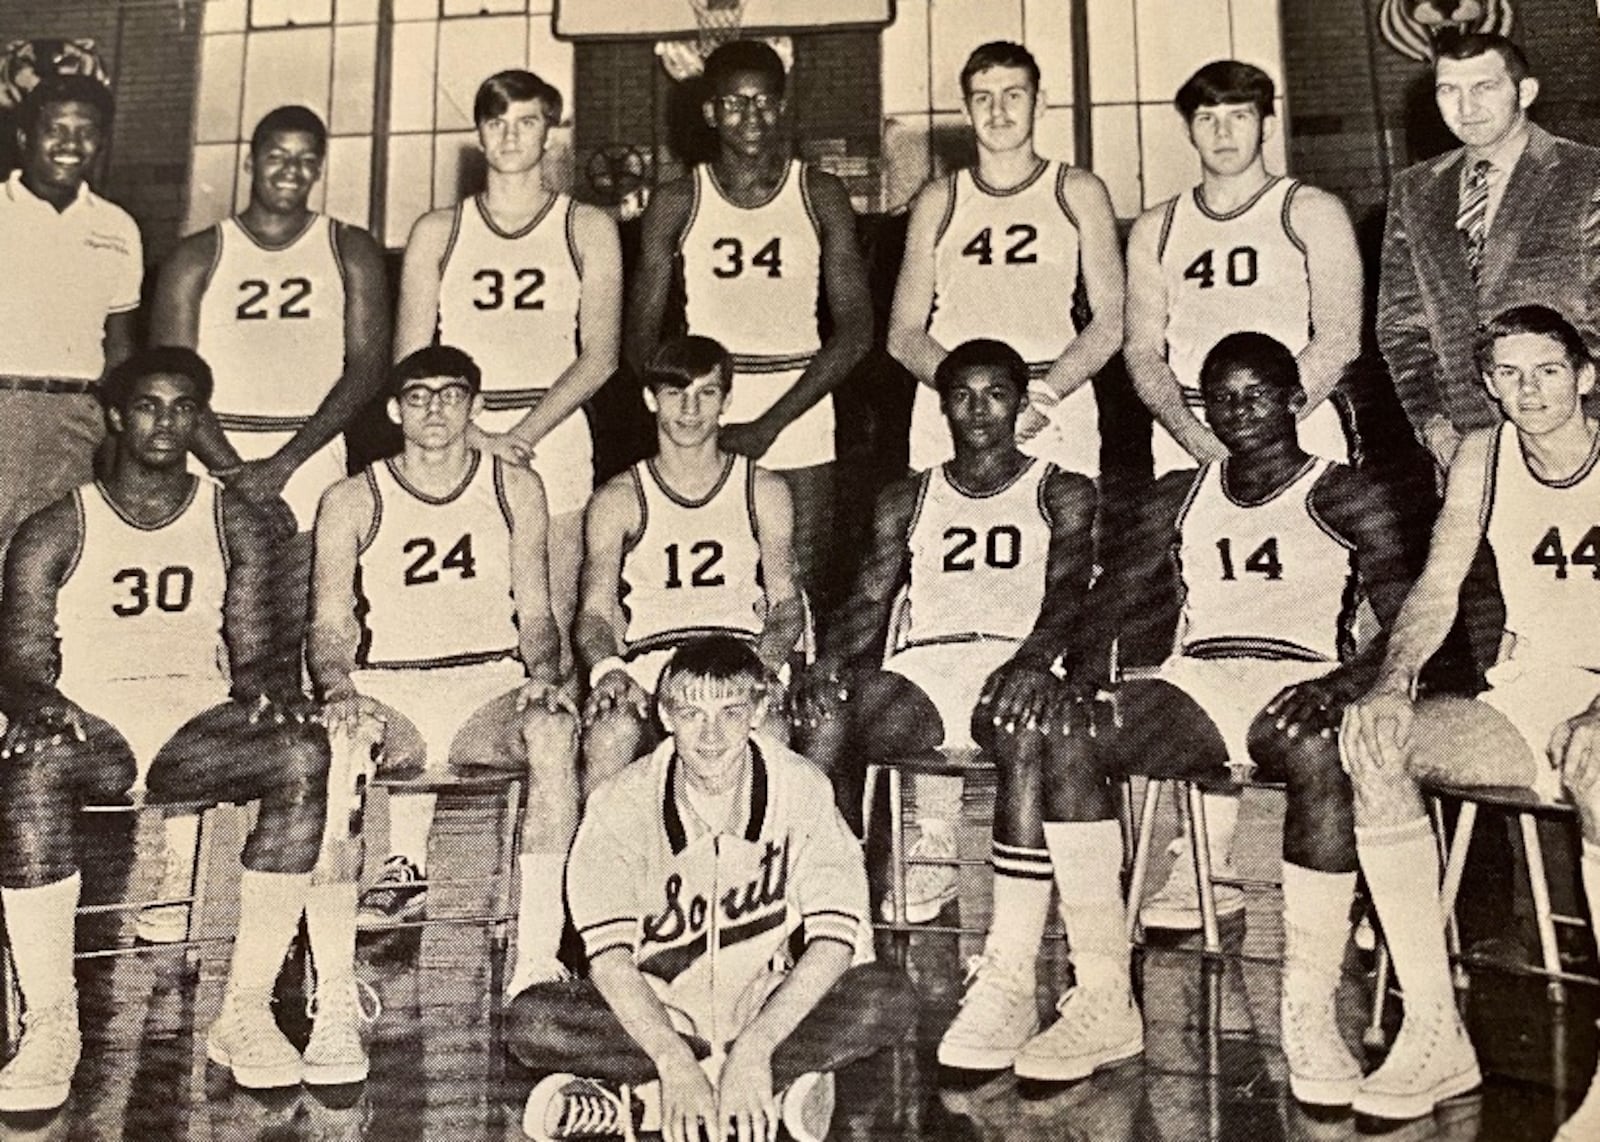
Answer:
[{"left": 656, "top": 0, "right": 793, "bottom": 81}]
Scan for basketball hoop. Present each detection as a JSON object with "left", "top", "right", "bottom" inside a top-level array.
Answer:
[
  {"left": 654, "top": 0, "right": 794, "bottom": 82},
  {"left": 691, "top": 0, "right": 746, "bottom": 54}
]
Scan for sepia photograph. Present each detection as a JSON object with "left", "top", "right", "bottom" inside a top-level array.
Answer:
[{"left": 0, "top": 0, "right": 1596, "bottom": 1138}]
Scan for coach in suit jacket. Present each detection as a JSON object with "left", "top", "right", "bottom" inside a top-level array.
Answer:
[{"left": 1378, "top": 31, "right": 1600, "bottom": 469}]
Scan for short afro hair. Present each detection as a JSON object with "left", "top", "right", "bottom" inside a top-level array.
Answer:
[
  {"left": 101, "top": 346, "right": 214, "bottom": 411},
  {"left": 934, "top": 338, "right": 1030, "bottom": 398},
  {"left": 703, "top": 40, "right": 787, "bottom": 96},
  {"left": 390, "top": 345, "right": 483, "bottom": 399},
  {"left": 20, "top": 73, "right": 114, "bottom": 137},
  {"left": 1199, "top": 331, "right": 1302, "bottom": 397},
  {"left": 250, "top": 105, "right": 328, "bottom": 155}
]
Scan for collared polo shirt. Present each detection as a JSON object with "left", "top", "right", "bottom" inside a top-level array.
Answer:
[{"left": 0, "top": 170, "right": 142, "bottom": 380}]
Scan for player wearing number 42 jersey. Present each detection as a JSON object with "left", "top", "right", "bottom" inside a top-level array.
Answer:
[
  {"left": 0, "top": 348, "right": 365, "bottom": 1111},
  {"left": 310, "top": 345, "right": 579, "bottom": 998},
  {"left": 576, "top": 335, "right": 803, "bottom": 792},
  {"left": 934, "top": 332, "right": 1414, "bottom": 1097},
  {"left": 890, "top": 41, "right": 1124, "bottom": 479},
  {"left": 1340, "top": 307, "right": 1600, "bottom": 1137},
  {"left": 795, "top": 339, "right": 1099, "bottom": 925},
  {"left": 396, "top": 70, "right": 622, "bottom": 657}
]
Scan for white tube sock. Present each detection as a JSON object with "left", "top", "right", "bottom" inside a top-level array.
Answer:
[
  {"left": 1356, "top": 817, "right": 1455, "bottom": 1014},
  {"left": 1, "top": 874, "right": 80, "bottom": 1011},
  {"left": 513, "top": 852, "right": 567, "bottom": 974},
  {"left": 304, "top": 880, "right": 358, "bottom": 992},
  {"left": 983, "top": 842, "right": 1053, "bottom": 966},
  {"left": 226, "top": 870, "right": 312, "bottom": 998},
  {"left": 1043, "top": 820, "right": 1130, "bottom": 997},
  {"left": 1281, "top": 862, "right": 1356, "bottom": 1002}
]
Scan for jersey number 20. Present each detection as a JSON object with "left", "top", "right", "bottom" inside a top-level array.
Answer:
[{"left": 943, "top": 525, "right": 1022, "bottom": 571}]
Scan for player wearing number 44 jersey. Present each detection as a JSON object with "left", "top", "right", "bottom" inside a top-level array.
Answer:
[
  {"left": 577, "top": 336, "right": 803, "bottom": 792},
  {"left": 396, "top": 70, "right": 622, "bottom": 658},
  {"left": 890, "top": 41, "right": 1124, "bottom": 479},
  {"left": 627, "top": 40, "right": 872, "bottom": 631},
  {"left": 795, "top": 339, "right": 1099, "bottom": 925},
  {"left": 0, "top": 348, "right": 366, "bottom": 1111},
  {"left": 310, "top": 346, "right": 579, "bottom": 998},
  {"left": 933, "top": 332, "right": 1414, "bottom": 1096},
  {"left": 1341, "top": 307, "right": 1600, "bottom": 1137}
]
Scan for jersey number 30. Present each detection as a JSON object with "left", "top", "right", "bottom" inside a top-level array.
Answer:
[
  {"left": 112, "top": 566, "right": 195, "bottom": 616},
  {"left": 403, "top": 535, "right": 477, "bottom": 585},
  {"left": 1531, "top": 525, "right": 1600, "bottom": 580}
]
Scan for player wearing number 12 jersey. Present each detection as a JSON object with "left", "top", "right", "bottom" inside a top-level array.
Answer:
[
  {"left": 1341, "top": 307, "right": 1600, "bottom": 1135},
  {"left": 890, "top": 41, "right": 1124, "bottom": 479},
  {"left": 310, "top": 346, "right": 579, "bottom": 997},
  {"left": 794, "top": 339, "right": 1098, "bottom": 925},
  {"left": 576, "top": 336, "right": 802, "bottom": 792},
  {"left": 627, "top": 40, "right": 872, "bottom": 632},
  {"left": 395, "top": 70, "right": 622, "bottom": 660}
]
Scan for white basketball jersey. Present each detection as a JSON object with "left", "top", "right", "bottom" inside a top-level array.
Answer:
[
  {"left": 1160, "top": 178, "right": 1311, "bottom": 395},
  {"left": 928, "top": 162, "right": 1082, "bottom": 369},
  {"left": 619, "top": 455, "right": 765, "bottom": 654},
  {"left": 1485, "top": 422, "right": 1600, "bottom": 670},
  {"left": 356, "top": 453, "right": 520, "bottom": 669},
  {"left": 681, "top": 161, "right": 822, "bottom": 368},
  {"left": 196, "top": 215, "right": 347, "bottom": 429},
  {"left": 1175, "top": 458, "right": 1353, "bottom": 662},
  {"left": 900, "top": 459, "right": 1054, "bottom": 647},
  {"left": 57, "top": 478, "right": 229, "bottom": 696},
  {"left": 437, "top": 193, "right": 584, "bottom": 411}
]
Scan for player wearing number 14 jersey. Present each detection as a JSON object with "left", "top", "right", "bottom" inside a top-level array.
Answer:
[
  {"left": 795, "top": 339, "right": 1098, "bottom": 924},
  {"left": 576, "top": 336, "right": 802, "bottom": 792},
  {"left": 310, "top": 346, "right": 579, "bottom": 996}
]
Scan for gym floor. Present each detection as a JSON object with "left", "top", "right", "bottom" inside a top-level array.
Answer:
[{"left": 6, "top": 779, "right": 1595, "bottom": 1141}]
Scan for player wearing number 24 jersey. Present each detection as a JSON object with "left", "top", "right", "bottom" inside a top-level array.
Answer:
[{"left": 576, "top": 336, "right": 803, "bottom": 792}]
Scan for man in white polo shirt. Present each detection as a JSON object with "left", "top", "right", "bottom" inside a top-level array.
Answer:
[{"left": 0, "top": 73, "right": 142, "bottom": 555}]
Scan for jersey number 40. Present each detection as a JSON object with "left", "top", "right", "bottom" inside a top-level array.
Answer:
[{"left": 1182, "top": 246, "right": 1259, "bottom": 290}]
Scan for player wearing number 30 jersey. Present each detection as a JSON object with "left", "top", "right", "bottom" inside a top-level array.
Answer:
[
  {"left": 576, "top": 336, "right": 802, "bottom": 793},
  {"left": 310, "top": 345, "right": 579, "bottom": 997}
]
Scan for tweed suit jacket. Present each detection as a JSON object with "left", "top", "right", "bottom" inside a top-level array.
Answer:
[{"left": 1377, "top": 122, "right": 1600, "bottom": 436}]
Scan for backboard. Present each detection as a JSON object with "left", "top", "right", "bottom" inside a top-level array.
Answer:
[{"left": 552, "top": 0, "right": 895, "bottom": 40}]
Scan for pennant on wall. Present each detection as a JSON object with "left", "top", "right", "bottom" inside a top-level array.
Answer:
[{"left": 1379, "top": 0, "right": 1515, "bottom": 62}]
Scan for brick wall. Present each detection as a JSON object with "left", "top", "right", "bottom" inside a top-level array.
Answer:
[
  {"left": 572, "top": 29, "right": 881, "bottom": 205},
  {"left": 1282, "top": 0, "right": 1600, "bottom": 223},
  {"left": 0, "top": 0, "right": 200, "bottom": 263}
]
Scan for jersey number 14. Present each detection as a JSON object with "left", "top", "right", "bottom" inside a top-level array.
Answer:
[{"left": 1216, "top": 536, "right": 1283, "bottom": 581}]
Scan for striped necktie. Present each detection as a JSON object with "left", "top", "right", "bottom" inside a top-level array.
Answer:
[{"left": 1457, "top": 159, "right": 1492, "bottom": 277}]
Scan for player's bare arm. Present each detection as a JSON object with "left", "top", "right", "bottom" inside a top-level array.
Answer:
[
  {"left": 750, "top": 466, "right": 802, "bottom": 678},
  {"left": 980, "top": 467, "right": 1098, "bottom": 731},
  {"left": 720, "top": 169, "right": 872, "bottom": 459},
  {"left": 585, "top": 947, "right": 718, "bottom": 1142},
  {"left": 235, "top": 223, "right": 390, "bottom": 499},
  {"left": 307, "top": 474, "right": 379, "bottom": 733},
  {"left": 500, "top": 462, "right": 570, "bottom": 708},
  {"left": 503, "top": 203, "right": 622, "bottom": 453},
  {"left": 1291, "top": 185, "right": 1362, "bottom": 412},
  {"left": 574, "top": 477, "right": 649, "bottom": 723},
  {"left": 1125, "top": 205, "right": 1227, "bottom": 464},
  {"left": 218, "top": 488, "right": 309, "bottom": 715},
  {"left": 1376, "top": 175, "right": 1456, "bottom": 465},
  {"left": 1034, "top": 169, "right": 1123, "bottom": 402},
  {"left": 1266, "top": 464, "right": 1419, "bottom": 736},
  {"left": 151, "top": 228, "right": 244, "bottom": 472},
  {"left": 393, "top": 207, "right": 456, "bottom": 363},
  {"left": 0, "top": 498, "right": 86, "bottom": 753},
  {"left": 795, "top": 479, "right": 915, "bottom": 718},
  {"left": 623, "top": 179, "right": 695, "bottom": 372},
  {"left": 886, "top": 177, "right": 951, "bottom": 389},
  {"left": 102, "top": 310, "right": 137, "bottom": 385},
  {"left": 1341, "top": 429, "right": 1496, "bottom": 770}
]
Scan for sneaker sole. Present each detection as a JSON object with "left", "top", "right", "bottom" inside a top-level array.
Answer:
[
  {"left": 303, "top": 1056, "right": 370, "bottom": 1086},
  {"left": 134, "top": 906, "right": 192, "bottom": 945},
  {"left": 356, "top": 896, "right": 427, "bottom": 930},
  {"left": 0, "top": 1079, "right": 73, "bottom": 1114},
  {"left": 1012, "top": 1032, "right": 1144, "bottom": 1082},
  {"left": 522, "top": 1072, "right": 579, "bottom": 1142},
  {"left": 879, "top": 886, "right": 958, "bottom": 926},
  {"left": 1288, "top": 1070, "right": 1361, "bottom": 1108},
  {"left": 1138, "top": 898, "right": 1247, "bottom": 932},
  {"left": 1351, "top": 1063, "right": 1482, "bottom": 1120},
  {"left": 781, "top": 1071, "right": 836, "bottom": 1142},
  {"left": 936, "top": 1031, "right": 1037, "bottom": 1071},
  {"left": 205, "top": 1039, "right": 303, "bottom": 1090}
]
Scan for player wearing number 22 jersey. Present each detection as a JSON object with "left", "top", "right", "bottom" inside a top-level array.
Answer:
[
  {"left": 576, "top": 336, "right": 802, "bottom": 792},
  {"left": 891, "top": 41, "right": 1124, "bottom": 479},
  {"left": 796, "top": 339, "right": 1099, "bottom": 925},
  {"left": 310, "top": 345, "right": 579, "bottom": 998}
]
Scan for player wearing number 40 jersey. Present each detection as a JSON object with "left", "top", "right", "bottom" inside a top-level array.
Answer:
[
  {"left": 396, "top": 70, "right": 622, "bottom": 659},
  {"left": 627, "top": 40, "right": 871, "bottom": 631},
  {"left": 577, "top": 335, "right": 803, "bottom": 792},
  {"left": 0, "top": 348, "right": 365, "bottom": 1111},
  {"left": 1340, "top": 307, "right": 1600, "bottom": 1137},
  {"left": 310, "top": 345, "right": 579, "bottom": 999},
  {"left": 932, "top": 332, "right": 1414, "bottom": 1098},
  {"left": 890, "top": 41, "right": 1124, "bottom": 479},
  {"left": 795, "top": 339, "right": 1099, "bottom": 925}
]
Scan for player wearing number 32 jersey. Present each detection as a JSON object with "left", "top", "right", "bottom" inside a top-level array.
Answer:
[{"left": 310, "top": 346, "right": 579, "bottom": 999}]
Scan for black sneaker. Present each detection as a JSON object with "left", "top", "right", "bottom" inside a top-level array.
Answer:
[{"left": 356, "top": 856, "right": 426, "bottom": 929}]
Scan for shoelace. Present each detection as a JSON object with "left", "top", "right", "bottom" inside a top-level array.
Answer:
[
  {"left": 305, "top": 978, "right": 384, "bottom": 1026},
  {"left": 557, "top": 1084, "right": 625, "bottom": 1137},
  {"left": 958, "top": 953, "right": 1028, "bottom": 1006}
]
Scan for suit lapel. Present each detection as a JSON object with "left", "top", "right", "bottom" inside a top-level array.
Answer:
[
  {"left": 1478, "top": 124, "right": 1557, "bottom": 294},
  {"left": 1420, "top": 149, "right": 1474, "bottom": 299}
]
